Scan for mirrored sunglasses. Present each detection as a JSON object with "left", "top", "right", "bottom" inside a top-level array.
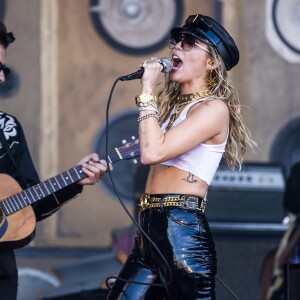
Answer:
[{"left": 169, "top": 34, "right": 210, "bottom": 53}]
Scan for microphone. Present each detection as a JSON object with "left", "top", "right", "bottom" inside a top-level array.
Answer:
[{"left": 120, "top": 57, "right": 173, "bottom": 81}]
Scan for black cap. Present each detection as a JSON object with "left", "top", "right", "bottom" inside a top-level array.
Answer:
[
  {"left": 171, "top": 14, "right": 239, "bottom": 70},
  {"left": 0, "top": 22, "right": 15, "bottom": 48}
]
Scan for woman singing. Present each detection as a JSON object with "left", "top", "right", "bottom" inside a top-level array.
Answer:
[{"left": 107, "top": 14, "right": 256, "bottom": 300}]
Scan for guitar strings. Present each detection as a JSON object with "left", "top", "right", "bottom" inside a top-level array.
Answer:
[{"left": 1, "top": 149, "right": 123, "bottom": 216}]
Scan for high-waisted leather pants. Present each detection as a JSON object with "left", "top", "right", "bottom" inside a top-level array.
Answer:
[{"left": 107, "top": 196, "right": 217, "bottom": 300}]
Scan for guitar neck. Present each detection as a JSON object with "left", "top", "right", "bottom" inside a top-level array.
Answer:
[{"left": 0, "top": 148, "right": 126, "bottom": 216}]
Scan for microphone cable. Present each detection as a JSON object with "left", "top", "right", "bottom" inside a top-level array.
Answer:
[{"left": 103, "top": 75, "right": 173, "bottom": 289}]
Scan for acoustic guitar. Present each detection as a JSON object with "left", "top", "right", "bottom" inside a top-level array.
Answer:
[{"left": 0, "top": 138, "right": 140, "bottom": 250}]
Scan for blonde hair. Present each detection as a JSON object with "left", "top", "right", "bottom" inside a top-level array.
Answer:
[{"left": 157, "top": 46, "right": 257, "bottom": 170}]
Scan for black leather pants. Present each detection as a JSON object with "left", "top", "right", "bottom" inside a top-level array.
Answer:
[{"left": 107, "top": 195, "right": 217, "bottom": 300}]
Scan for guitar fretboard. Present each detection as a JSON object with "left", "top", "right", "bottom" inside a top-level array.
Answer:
[
  {"left": 0, "top": 165, "right": 85, "bottom": 216},
  {"left": 0, "top": 138, "right": 140, "bottom": 217}
]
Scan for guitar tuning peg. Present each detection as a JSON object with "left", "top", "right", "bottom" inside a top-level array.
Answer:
[
  {"left": 133, "top": 159, "right": 138, "bottom": 164},
  {"left": 122, "top": 140, "right": 127, "bottom": 144},
  {"left": 131, "top": 136, "right": 136, "bottom": 140}
]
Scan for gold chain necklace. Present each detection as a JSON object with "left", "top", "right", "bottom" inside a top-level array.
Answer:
[
  {"left": 176, "top": 89, "right": 212, "bottom": 103},
  {"left": 165, "top": 89, "right": 212, "bottom": 131}
]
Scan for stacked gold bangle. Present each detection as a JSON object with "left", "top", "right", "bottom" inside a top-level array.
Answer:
[
  {"left": 135, "top": 94, "right": 157, "bottom": 107},
  {"left": 135, "top": 94, "right": 159, "bottom": 122},
  {"left": 138, "top": 100, "right": 158, "bottom": 113}
]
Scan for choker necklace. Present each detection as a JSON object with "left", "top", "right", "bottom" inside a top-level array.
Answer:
[
  {"left": 165, "top": 89, "right": 212, "bottom": 131},
  {"left": 176, "top": 89, "right": 212, "bottom": 103}
]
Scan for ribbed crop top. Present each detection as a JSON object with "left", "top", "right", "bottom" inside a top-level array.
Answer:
[{"left": 160, "top": 98, "right": 227, "bottom": 185}]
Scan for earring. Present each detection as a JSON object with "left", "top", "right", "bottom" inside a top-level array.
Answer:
[
  {"left": 207, "top": 69, "right": 217, "bottom": 89},
  {"left": 208, "top": 60, "right": 215, "bottom": 66}
]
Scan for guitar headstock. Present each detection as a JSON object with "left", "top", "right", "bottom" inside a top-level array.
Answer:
[{"left": 118, "top": 137, "right": 140, "bottom": 160}]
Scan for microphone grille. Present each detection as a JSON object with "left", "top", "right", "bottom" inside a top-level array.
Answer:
[{"left": 160, "top": 57, "right": 173, "bottom": 73}]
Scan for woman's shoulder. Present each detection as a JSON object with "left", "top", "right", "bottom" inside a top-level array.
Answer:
[{"left": 190, "top": 96, "right": 229, "bottom": 115}]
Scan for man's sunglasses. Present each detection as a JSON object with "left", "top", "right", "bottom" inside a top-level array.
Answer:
[
  {"left": 0, "top": 63, "right": 10, "bottom": 77},
  {"left": 169, "top": 34, "right": 210, "bottom": 53}
]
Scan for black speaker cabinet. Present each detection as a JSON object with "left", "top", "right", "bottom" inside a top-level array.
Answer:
[
  {"left": 206, "top": 162, "right": 286, "bottom": 223},
  {"left": 213, "top": 234, "right": 282, "bottom": 300},
  {"left": 206, "top": 189, "right": 285, "bottom": 223},
  {"left": 285, "top": 264, "right": 300, "bottom": 300},
  {"left": 204, "top": 163, "right": 287, "bottom": 300}
]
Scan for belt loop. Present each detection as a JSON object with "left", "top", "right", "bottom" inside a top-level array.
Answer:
[
  {"left": 159, "top": 196, "right": 164, "bottom": 209},
  {"left": 200, "top": 197, "right": 207, "bottom": 213}
]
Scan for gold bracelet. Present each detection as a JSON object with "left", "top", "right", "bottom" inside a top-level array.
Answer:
[
  {"left": 139, "top": 106, "right": 158, "bottom": 113},
  {"left": 138, "top": 100, "right": 158, "bottom": 113},
  {"left": 135, "top": 94, "right": 157, "bottom": 107},
  {"left": 137, "top": 113, "right": 158, "bottom": 122}
]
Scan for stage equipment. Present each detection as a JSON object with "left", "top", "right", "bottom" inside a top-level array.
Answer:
[
  {"left": 284, "top": 264, "right": 300, "bottom": 300},
  {"left": 270, "top": 116, "right": 300, "bottom": 178},
  {"left": 266, "top": 0, "right": 300, "bottom": 62},
  {"left": 93, "top": 109, "right": 140, "bottom": 203},
  {"left": 206, "top": 162, "right": 286, "bottom": 227},
  {"left": 206, "top": 162, "right": 287, "bottom": 300},
  {"left": 120, "top": 57, "right": 172, "bottom": 81},
  {"left": 89, "top": 0, "right": 183, "bottom": 55}
]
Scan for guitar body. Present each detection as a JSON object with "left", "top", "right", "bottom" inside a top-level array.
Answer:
[{"left": 0, "top": 174, "right": 36, "bottom": 249}]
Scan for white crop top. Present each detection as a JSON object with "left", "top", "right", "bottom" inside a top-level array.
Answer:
[{"left": 160, "top": 98, "right": 227, "bottom": 185}]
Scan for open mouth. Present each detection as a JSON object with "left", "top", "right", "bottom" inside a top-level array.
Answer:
[{"left": 172, "top": 55, "right": 183, "bottom": 69}]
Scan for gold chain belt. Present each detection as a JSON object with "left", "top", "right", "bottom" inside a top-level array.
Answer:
[{"left": 139, "top": 193, "right": 206, "bottom": 213}]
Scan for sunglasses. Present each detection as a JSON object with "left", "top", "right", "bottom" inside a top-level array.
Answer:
[
  {"left": 0, "top": 63, "right": 10, "bottom": 77},
  {"left": 169, "top": 34, "right": 210, "bottom": 53}
]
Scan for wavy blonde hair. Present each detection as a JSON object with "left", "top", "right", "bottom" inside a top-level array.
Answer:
[{"left": 157, "top": 46, "right": 257, "bottom": 170}]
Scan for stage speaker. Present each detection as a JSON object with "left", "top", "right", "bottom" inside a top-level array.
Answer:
[
  {"left": 204, "top": 162, "right": 288, "bottom": 299},
  {"left": 213, "top": 234, "right": 282, "bottom": 300},
  {"left": 285, "top": 264, "right": 300, "bottom": 300},
  {"left": 89, "top": 0, "right": 184, "bottom": 55},
  {"left": 266, "top": 0, "right": 300, "bottom": 63},
  {"left": 206, "top": 162, "right": 286, "bottom": 224},
  {"left": 93, "top": 109, "right": 140, "bottom": 203},
  {"left": 270, "top": 116, "right": 300, "bottom": 178}
]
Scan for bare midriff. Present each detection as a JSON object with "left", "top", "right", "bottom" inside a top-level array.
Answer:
[{"left": 144, "top": 164, "right": 208, "bottom": 198}]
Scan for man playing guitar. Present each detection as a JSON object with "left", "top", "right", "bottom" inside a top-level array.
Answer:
[{"left": 0, "top": 21, "right": 107, "bottom": 300}]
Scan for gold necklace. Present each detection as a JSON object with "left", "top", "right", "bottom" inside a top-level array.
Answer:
[
  {"left": 165, "top": 89, "right": 212, "bottom": 131},
  {"left": 176, "top": 89, "right": 212, "bottom": 103}
]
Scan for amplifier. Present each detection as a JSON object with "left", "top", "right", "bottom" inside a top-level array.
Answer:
[
  {"left": 205, "top": 163, "right": 287, "bottom": 300},
  {"left": 206, "top": 162, "right": 286, "bottom": 226},
  {"left": 285, "top": 264, "right": 300, "bottom": 300}
]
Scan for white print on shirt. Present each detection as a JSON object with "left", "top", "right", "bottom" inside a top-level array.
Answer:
[{"left": 0, "top": 112, "right": 19, "bottom": 158}]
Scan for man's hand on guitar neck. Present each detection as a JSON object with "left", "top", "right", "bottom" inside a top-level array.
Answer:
[{"left": 76, "top": 153, "right": 111, "bottom": 186}]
